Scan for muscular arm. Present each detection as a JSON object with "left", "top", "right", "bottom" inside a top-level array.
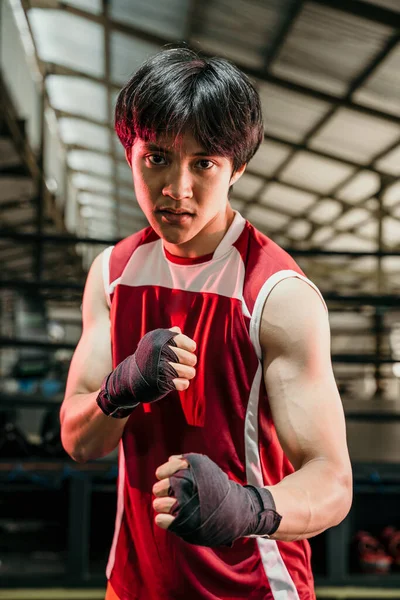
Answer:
[
  {"left": 60, "top": 252, "right": 127, "bottom": 463},
  {"left": 261, "top": 278, "right": 352, "bottom": 541}
]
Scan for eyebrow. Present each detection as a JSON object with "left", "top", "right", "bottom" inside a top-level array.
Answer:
[{"left": 144, "top": 143, "right": 212, "bottom": 157}]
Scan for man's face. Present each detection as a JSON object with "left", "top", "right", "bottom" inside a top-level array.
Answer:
[{"left": 127, "top": 131, "right": 245, "bottom": 255}]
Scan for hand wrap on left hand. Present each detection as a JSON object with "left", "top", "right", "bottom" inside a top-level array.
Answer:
[{"left": 168, "top": 453, "right": 282, "bottom": 547}]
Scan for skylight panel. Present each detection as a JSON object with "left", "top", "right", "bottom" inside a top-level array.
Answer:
[
  {"left": 114, "top": 136, "right": 127, "bottom": 159},
  {"left": 311, "top": 226, "right": 335, "bottom": 245},
  {"left": 349, "top": 256, "right": 378, "bottom": 275},
  {"left": 110, "top": 0, "right": 190, "bottom": 40},
  {"left": 78, "top": 192, "right": 115, "bottom": 209},
  {"left": 116, "top": 162, "right": 132, "bottom": 184},
  {"left": 375, "top": 144, "right": 400, "bottom": 176},
  {"left": 272, "top": 2, "right": 393, "bottom": 96},
  {"left": 58, "top": 119, "right": 110, "bottom": 152},
  {"left": 280, "top": 152, "right": 355, "bottom": 194},
  {"left": 192, "top": 0, "right": 294, "bottom": 70},
  {"left": 229, "top": 198, "right": 246, "bottom": 213},
  {"left": 354, "top": 45, "right": 400, "bottom": 117},
  {"left": 308, "top": 199, "right": 342, "bottom": 224},
  {"left": 118, "top": 187, "right": 136, "bottom": 201},
  {"left": 357, "top": 221, "right": 379, "bottom": 239},
  {"left": 28, "top": 9, "right": 104, "bottom": 78},
  {"left": 246, "top": 204, "right": 290, "bottom": 231},
  {"left": 68, "top": 150, "right": 113, "bottom": 177},
  {"left": 286, "top": 219, "right": 312, "bottom": 240},
  {"left": 383, "top": 217, "right": 400, "bottom": 246},
  {"left": 72, "top": 174, "right": 114, "bottom": 194},
  {"left": 382, "top": 256, "right": 400, "bottom": 274},
  {"left": 232, "top": 173, "right": 264, "bottom": 200},
  {"left": 260, "top": 182, "right": 317, "bottom": 215},
  {"left": 336, "top": 171, "right": 381, "bottom": 204},
  {"left": 336, "top": 208, "right": 371, "bottom": 231},
  {"left": 324, "top": 233, "right": 377, "bottom": 252},
  {"left": 310, "top": 108, "right": 400, "bottom": 164},
  {"left": 46, "top": 76, "right": 108, "bottom": 122},
  {"left": 259, "top": 83, "right": 331, "bottom": 142},
  {"left": 110, "top": 32, "right": 160, "bottom": 85},
  {"left": 383, "top": 181, "right": 400, "bottom": 208},
  {"left": 393, "top": 205, "right": 400, "bottom": 219},
  {"left": 248, "top": 140, "right": 292, "bottom": 176}
]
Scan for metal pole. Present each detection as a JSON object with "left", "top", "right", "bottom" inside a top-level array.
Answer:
[{"left": 35, "top": 75, "right": 47, "bottom": 281}]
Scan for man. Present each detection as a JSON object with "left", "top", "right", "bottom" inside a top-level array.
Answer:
[{"left": 60, "top": 47, "right": 352, "bottom": 600}]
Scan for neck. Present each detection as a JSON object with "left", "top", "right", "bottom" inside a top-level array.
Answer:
[{"left": 163, "top": 205, "right": 235, "bottom": 258}]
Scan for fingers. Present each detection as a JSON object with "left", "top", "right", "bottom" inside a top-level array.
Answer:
[
  {"left": 155, "top": 456, "right": 189, "bottom": 481},
  {"left": 155, "top": 513, "right": 175, "bottom": 529},
  {"left": 153, "top": 455, "right": 188, "bottom": 530},
  {"left": 153, "top": 496, "right": 176, "bottom": 513},
  {"left": 152, "top": 477, "right": 171, "bottom": 497},
  {"left": 170, "top": 362, "right": 196, "bottom": 381},
  {"left": 153, "top": 490, "right": 176, "bottom": 529},
  {"left": 170, "top": 329, "right": 196, "bottom": 353},
  {"left": 168, "top": 345, "right": 197, "bottom": 367},
  {"left": 173, "top": 378, "right": 190, "bottom": 391},
  {"left": 167, "top": 345, "right": 197, "bottom": 391}
]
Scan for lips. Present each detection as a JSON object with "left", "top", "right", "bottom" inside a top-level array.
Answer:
[
  {"left": 157, "top": 209, "right": 193, "bottom": 225},
  {"left": 158, "top": 208, "right": 193, "bottom": 215}
]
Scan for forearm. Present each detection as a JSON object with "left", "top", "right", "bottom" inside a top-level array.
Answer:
[
  {"left": 60, "top": 391, "right": 127, "bottom": 463},
  {"left": 266, "top": 458, "right": 352, "bottom": 541}
]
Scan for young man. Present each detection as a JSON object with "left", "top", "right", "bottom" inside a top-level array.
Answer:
[{"left": 60, "top": 48, "right": 352, "bottom": 600}]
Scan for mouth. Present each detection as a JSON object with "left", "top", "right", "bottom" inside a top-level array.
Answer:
[{"left": 156, "top": 208, "right": 194, "bottom": 225}]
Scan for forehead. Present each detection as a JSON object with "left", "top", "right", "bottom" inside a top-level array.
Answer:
[{"left": 134, "top": 131, "right": 209, "bottom": 155}]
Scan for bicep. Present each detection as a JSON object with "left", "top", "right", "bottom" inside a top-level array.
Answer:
[
  {"left": 261, "top": 278, "right": 350, "bottom": 471},
  {"left": 63, "top": 252, "right": 112, "bottom": 400}
]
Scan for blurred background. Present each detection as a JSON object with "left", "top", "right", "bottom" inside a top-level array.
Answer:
[{"left": 0, "top": 0, "right": 399, "bottom": 598}]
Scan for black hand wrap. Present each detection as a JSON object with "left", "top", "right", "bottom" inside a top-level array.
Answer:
[
  {"left": 168, "top": 453, "right": 282, "bottom": 547},
  {"left": 96, "top": 329, "right": 179, "bottom": 418}
]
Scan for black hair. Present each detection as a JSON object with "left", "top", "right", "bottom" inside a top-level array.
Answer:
[{"left": 115, "top": 47, "right": 264, "bottom": 172}]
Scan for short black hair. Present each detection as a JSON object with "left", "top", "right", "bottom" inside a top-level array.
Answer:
[{"left": 115, "top": 47, "right": 264, "bottom": 172}]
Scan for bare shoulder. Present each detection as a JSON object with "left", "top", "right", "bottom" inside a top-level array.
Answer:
[
  {"left": 260, "top": 276, "right": 329, "bottom": 360},
  {"left": 63, "top": 250, "right": 112, "bottom": 400},
  {"left": 81, "top": 251, "right": 110, "bottom": 327}
]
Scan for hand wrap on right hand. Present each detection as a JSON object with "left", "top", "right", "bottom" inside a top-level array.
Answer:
[
  {"left": 96, "top": 328, "right": 179, "bottom": 418},
  {"left": 168, "top": 453, "right": 282, "bottom": 547}
]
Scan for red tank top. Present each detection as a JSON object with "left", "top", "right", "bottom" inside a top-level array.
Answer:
[{"left": 103, "top": 211, "right": 319, "bottom": 600}]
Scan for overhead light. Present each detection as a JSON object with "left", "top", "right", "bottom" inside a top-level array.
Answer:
[{"left": 46, "top": 177, "right": 58, "bottom": 194}]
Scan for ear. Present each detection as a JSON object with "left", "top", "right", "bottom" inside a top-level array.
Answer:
[
  {"left": 229, "top": 163, "right": 246, "bottom": 186},
  {"left": 125, "top": 147, "right": 132, "bottom": 167}
]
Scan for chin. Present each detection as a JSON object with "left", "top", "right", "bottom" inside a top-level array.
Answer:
[
  {"left": 160, "top": 230, "right": 191, "bottom": 245},
  {"left": 151, "top": 221, "right": 193, "bottom": 244}
]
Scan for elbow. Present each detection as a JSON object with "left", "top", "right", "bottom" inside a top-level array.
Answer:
[
  {"left": 61, "top": 431, "right": 114, "bottom": 464},
  {"left": 333, "top": 467, "right": 353, "bottom": 526},
  {"left": 61, "top": 430, "right": 89, "bottom": 464},
  {"left": 63, "top": 444, "right": 89, "bottom": 464},
  {"left": 69, "top": 449, "right": 90, "bottom": 464}
]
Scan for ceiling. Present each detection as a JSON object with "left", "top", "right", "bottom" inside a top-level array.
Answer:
[
  {"left": 1, "top": 0, "right": 400, "bottom": 400},
  {"left": 15, "top": 0, "right": 400, "bottom": 291}
]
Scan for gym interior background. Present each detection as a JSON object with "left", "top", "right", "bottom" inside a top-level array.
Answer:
[{"left": 0, "top": 0, "right": 399, "bottom": 599}]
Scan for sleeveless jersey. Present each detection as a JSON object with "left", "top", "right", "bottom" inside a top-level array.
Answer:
[{"left": 102, "top": 211, "right": 322, "bottom": 600}]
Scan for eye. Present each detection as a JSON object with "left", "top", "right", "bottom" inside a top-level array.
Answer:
[
  {"left": 196, "top": 159, "right": 214, "bottom": 170},
  {"left": 147, "top": 154, "right": 167, "bottom": 166}
]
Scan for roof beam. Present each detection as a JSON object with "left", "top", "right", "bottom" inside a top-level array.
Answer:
[
  {"left": 263, "top": 0, "right": 305, "bottom": 69},
  {"left": 311, "top": 0, "right": 400, "bottom": 28},
  {"left": 28, "top": 2, "right": 399, "bottom": 126}
]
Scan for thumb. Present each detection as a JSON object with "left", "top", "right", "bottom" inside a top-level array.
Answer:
[{"left": 169, "top": 326, "right": 181, "bottom": 333}]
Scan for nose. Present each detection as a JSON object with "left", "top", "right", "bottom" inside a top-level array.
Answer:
[{"left": 162, "top": 164, "right": 193, "bottom": 200}]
